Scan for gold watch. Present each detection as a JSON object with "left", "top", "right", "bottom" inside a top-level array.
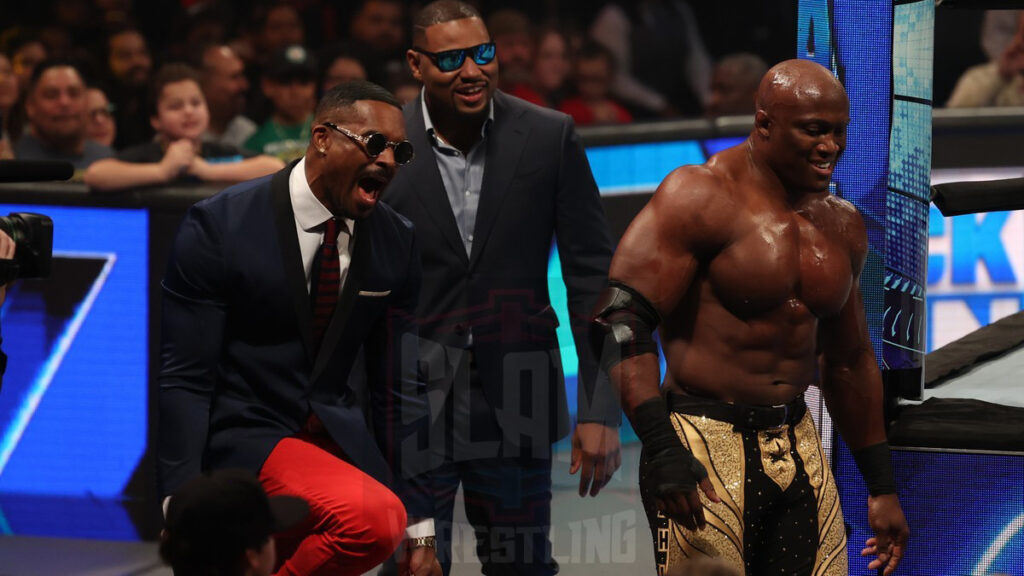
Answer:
[{"left": 409, "top": 535, "right": 436, "bottom": 549}]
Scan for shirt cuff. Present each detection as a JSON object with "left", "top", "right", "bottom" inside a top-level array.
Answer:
[{"left": 405, "top": 518, "right": 435, "bottom": 539}]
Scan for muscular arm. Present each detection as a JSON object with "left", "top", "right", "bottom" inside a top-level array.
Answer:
[
  {"left": 816, "top": 212, "right": 885, "bottom": 450},
  {"left": 594, "top": 167, "right": 725, "bottom": 529},
  {"left": 816, "top": 208, "right": 908, "bottom": 575},
  {"left": 605, "top": 167, "right": 718, "bottom": 416}
]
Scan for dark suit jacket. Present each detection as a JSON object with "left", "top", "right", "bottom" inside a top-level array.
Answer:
[
  {"left": 381, "top": 92, "right": 618, "bottom": 450},
  {"left": 158, "top": 163, "right": 431, "bottom": 517}
]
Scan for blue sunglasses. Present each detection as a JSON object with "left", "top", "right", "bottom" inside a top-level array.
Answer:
[{"left": 413, "top": 42, "right": 496, "bottom": 73}]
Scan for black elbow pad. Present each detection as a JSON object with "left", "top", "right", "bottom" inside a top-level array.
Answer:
[{"left": 589, "top": 281, "right": 661, "bottom": 371}]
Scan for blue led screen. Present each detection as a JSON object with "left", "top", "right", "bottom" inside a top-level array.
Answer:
[{"left": 0, "top": 205, "right": 147, "bottom": 539}]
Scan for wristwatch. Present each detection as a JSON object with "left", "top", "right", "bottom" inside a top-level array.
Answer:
[{"left": 409, "top": 535, "right": 436, "bottom": 549}]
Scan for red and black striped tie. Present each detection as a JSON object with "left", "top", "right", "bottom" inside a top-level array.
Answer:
[{"left": 311, "top": 218, "right": 342, "bottom": 350}]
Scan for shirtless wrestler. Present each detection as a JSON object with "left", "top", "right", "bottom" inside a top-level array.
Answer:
[{"left": 591, "top": 59, "right": 909, "bottom": 576}]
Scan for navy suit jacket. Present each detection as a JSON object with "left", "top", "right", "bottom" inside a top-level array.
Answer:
[
  {"left": 158, "top": 163, "right": 432, "bottom": 517},
  {"left": 381, "top": 92, "right": 618, "bottom": 450}
]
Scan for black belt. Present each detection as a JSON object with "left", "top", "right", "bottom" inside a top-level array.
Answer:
[{"left": 666, "top": 392, "right": 807, "bottom": 430}]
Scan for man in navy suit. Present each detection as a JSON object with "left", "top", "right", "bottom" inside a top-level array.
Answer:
[
  {"left": 158, "top": 81, "right": 438, "bottom": 576},
  {"left": 382, "top": 2, "right": 621, "bottom": 573}
]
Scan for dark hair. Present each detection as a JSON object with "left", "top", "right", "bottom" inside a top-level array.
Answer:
[
  {"left": 412, "top": 0, "right": 482, "bottom": 43},
  {"left": 148, "top": 63, "right": 202, "bottom": 117},
  {"left": 26, "top": 58, "right": 84, "bottom": 94},
  {"left": 159, "top": 470, "right": 306, "bottom": 576},
  {"left": 314, "top": 79, "right": 399, "bottom": 120},
  {"left": 575, "top": 40, "right": 616, "bottom": 70},
  {"left": 104, "top": 24, "right": 146, "bottom": 55}
]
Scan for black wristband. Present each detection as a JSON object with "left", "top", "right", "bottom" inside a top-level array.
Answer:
[
  {"left": 851, "top": 441, "right": 897, "bottom": 496},
  {"left": 632, "top": 397, "right": 683, "bottom": 456}
]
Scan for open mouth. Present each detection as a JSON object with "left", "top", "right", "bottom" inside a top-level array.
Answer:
[
  {"left": 455, "top": 84, "right": 486, "bottom": 104},
  {"left": 357, "top": 174, "right": 388, "bottom": 203}
]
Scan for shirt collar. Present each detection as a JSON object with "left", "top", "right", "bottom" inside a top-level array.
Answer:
[
  {"left": 421, "top": 87, "right": 494, "bottom": 149},
  {"left": 289, "top": 158, "right": 355, "bottom": 234}
]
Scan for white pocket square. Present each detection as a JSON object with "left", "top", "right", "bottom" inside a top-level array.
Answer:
[{"left": 358, "top": 289, "right": 391, "bottom": 297}]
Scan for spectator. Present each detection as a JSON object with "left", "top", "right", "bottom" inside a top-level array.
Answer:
[
  {"left": 704, "top": 52, "right": 768, "bottom": 118},
  {"left": 14, "top": 59, "right": 113, "bottom": 173},
  {"left": 160, "top": 469, "right": 309, "bottom": 576},
  {"left": 948, "top": 12, "right": 1024, "bottom": 107},
  {"left": 559, "top": 41, "right": 633, "bottom": 126},
  {"left": 245, "top": 45, "right": 317, "bottom": 162},
  {"left": 319, "top": 46, "right": 368, "bottom": 94},
  {"left": 0, "top": 53, "right": 18, "bottom": 158},
  {"left": 590, "top": 0, "right": 713, "bottom": 118},
  {"left": 348, "top": 0, "right": 407, "bottom": 85},
  {"left": 8, "top": 33, "right": 47, "bottom": 90},
  {"left": 382, "top": 65, "right": 420, "bottom": 106},
  {"left": 104, "top": 26, "right": 155, "bottom": 147},
  {"left": 84, "top": 85, "right": 117, "bottom": 148},
  {"left": 84, "top": 63, "right": 283, "bottom": 192},
  {"left": 981, "top": 10, "right": 1022, "bottom": 61},
  {"left": 257, "top": 3, "right": 306, "bottom": 58},
  {"left": 197, "top": 45, "right": 258, "bottom": 150},
  {"left": 487, "top": 8, "right": 543, "bottom": 105},
  {"left": 530, "top": 26, "right": 572, "bottom": 108}
]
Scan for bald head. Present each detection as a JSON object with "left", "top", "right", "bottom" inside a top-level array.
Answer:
[
  {"left": 756, "top": 59, "right": 847, "bottom": 113},
  {"left": 750, "top": 59, "right": 849, "bottom": 194}
]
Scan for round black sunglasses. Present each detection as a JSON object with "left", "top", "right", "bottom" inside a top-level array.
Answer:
[{"left": 322, "top": 122, "right": 415, "bottom": 165}]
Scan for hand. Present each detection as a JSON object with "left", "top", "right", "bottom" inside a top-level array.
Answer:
[
  {"left": 570, "top": 422, "right": 621, "bottom": 496},
  {"left": 188, "top": 157, "right": 213, "bottom": 181},
  {"left": 998, "top": 39, "right": 1024, "bottom": 80},
  {"left": 161, "top": 139, "right": 197, "bottom": 180},
  {"left": 861, "top": 493, "right": 909, "bottom": 575},
  {"left": 640, "top": 445, "right": 720, "bottom": 531},
  {"left": 398, "top": 542, "right": 439, "bottom": 576}
]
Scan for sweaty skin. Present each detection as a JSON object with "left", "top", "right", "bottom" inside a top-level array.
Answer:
[{"left": 608, "top": 59, "right": 909, "bottom": 575}]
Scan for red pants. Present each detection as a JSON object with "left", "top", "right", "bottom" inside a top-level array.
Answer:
[{"left": 259, "top": 432, "right": 407, "bottom": 576}]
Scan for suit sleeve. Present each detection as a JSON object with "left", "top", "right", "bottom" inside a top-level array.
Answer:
[
  {"left": 553, "top": 116, "right": 621, "bottom": 427},
  {"left": 157, "top": 203, "right": 227, "bottom": 497},
  {"left": 365, "top": 229, "right": 433, "bottom": 518}
]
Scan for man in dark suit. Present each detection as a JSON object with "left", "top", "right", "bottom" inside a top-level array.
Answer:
[
  {"left": 381, "top": 2, "right": 621, "bottom": 573},
  {"left": 158, "top": 80, "right": 438, "bottom": 576}
]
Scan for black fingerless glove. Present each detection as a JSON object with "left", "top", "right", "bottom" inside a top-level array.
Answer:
[{"left": 633, "top": 397, "right": 708, "bottom": 499}]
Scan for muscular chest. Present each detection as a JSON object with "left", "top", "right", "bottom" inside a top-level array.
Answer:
[{"left": 707, "top": 212, "right": 854, "bottom": 319}]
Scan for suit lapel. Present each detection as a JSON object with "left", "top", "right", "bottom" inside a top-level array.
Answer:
[
  {"left": 270, "top": 162, "right": 316, "bottom": 365},
  {"left": 469, "top": 92, "right": 529, "bottom": 269},
  {"left": 405, "top": 98, "right": 470, "bottom": 266},
  {"left": 311, "top": 217, "right": 371, "bottom": 380}
]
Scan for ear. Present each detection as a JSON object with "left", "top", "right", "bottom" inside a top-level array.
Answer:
[
  {"left": 754, "top": 109, "right": 771, "bottom": 139},
  {"left": 150, "top": 114, "right": 162, "bottom": 133},
  {"left": 406, "top": 49, "right": 423, "bottom": 82},
  {"left": 311, "top": 124, "right": 330, "bottom": 153}
]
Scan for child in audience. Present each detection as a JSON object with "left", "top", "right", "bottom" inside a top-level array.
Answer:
[
  {"left": 558, "top": 41, "right": 632, "bottom": 126},
  {"left": 84, "top": 63, "right": 283, "bottom": 192},
  {"left": 244, "top": 45, "right": 317, "bottom": 162}
]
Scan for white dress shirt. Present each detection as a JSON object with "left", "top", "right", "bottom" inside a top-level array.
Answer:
[{"left": 288, "top": 159, "right": 434, "bottom": 540}]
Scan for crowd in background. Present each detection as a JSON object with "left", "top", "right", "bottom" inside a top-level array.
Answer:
[{"left": 0, "top": 0, "right": 1011, "bottom": 184}]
